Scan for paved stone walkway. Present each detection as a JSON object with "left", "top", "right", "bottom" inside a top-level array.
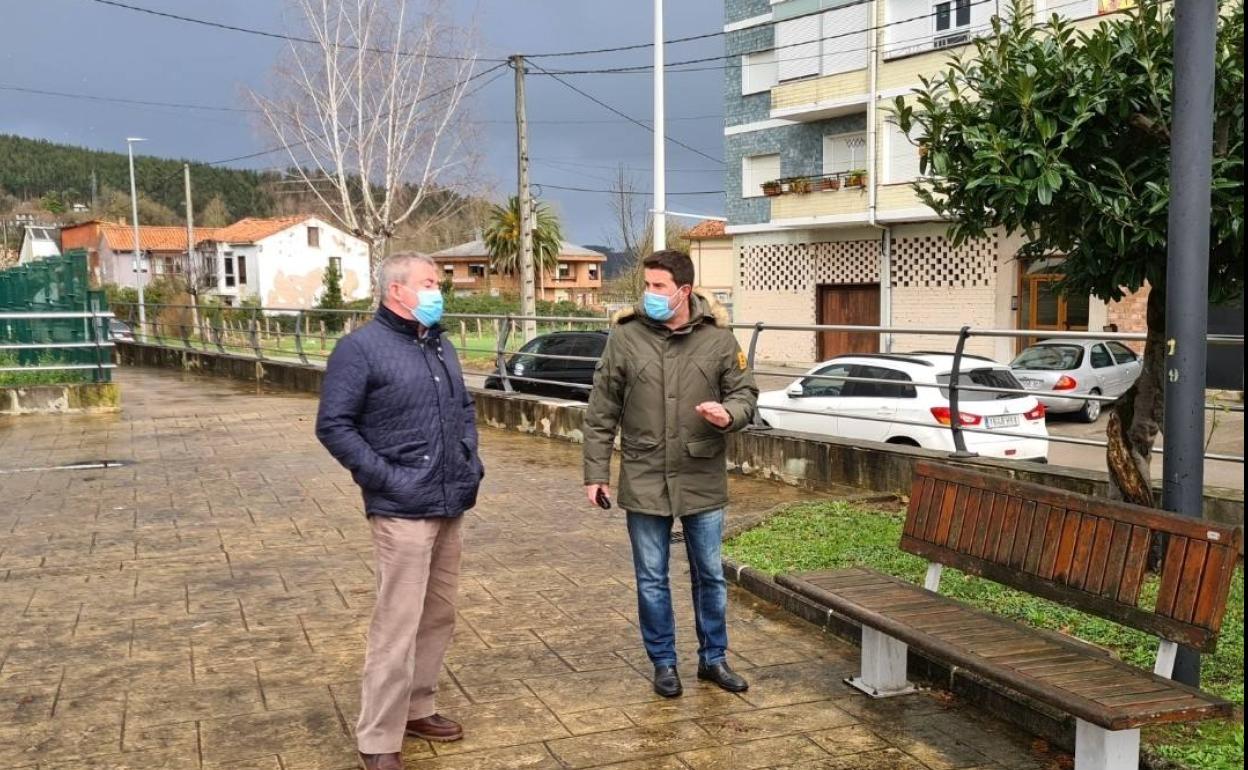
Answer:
[{"left": 0, "top": 368, "right": 1067, "bottom": 770}]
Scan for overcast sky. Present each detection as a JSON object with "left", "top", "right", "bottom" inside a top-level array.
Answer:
[{"left": 2, "top": 0, "right": 727, "bottom": 246}]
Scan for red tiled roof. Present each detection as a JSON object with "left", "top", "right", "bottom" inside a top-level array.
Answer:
[
  {"left": 212, "top": 216, "right": 310, "bottom": 244},
  {"left": 99, "top": 224, "right": 224, "bottom": 252},
  {"left": 686, "top": 220, "right": 726, "bottom": 239}
]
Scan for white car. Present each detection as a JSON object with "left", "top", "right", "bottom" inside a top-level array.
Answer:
[{"left": 758, "top": 353, "right": 1050, "bottom": 461}]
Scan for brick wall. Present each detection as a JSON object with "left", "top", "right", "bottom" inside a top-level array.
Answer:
[{"left": 1106, "top": 284, "right": 1150, "bottom": 352}]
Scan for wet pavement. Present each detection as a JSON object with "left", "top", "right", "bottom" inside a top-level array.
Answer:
[{"left": 0, "top": 367, "right": 1065, "bottom": 769}]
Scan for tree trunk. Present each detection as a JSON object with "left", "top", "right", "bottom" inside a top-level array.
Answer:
[{"left": 1106, "top": 284, "right": 1167, "bottom": 508}]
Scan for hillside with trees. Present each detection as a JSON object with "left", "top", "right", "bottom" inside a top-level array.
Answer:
[{"left": 0, "top": 134, "right": 486, "bottom": 252}]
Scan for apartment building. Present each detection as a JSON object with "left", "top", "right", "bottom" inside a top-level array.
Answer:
[{"left": 723, "top": 0, "right": 1137, "bottom": 364}]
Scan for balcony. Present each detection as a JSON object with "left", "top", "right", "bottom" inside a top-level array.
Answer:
[
  {"left": 763, "top": 172, "right": 870, "bottom": 223},
  {"left": 770, "top": 70, "right": 870, "bottom": 122}
]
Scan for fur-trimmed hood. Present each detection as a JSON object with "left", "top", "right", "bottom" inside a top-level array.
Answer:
[{"left": 611, "top": 289, "right": 730, "bottom": 329}]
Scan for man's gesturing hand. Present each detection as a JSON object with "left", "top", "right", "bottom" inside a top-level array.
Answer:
[
  {"left": 696, "top": 401, "right": 732, "bottom": 429},
  {"left": 586, "top": 483, "right": 611, "bottom": 509}
]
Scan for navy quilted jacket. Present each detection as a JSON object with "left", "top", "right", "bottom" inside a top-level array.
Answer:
[{"left": 316, "top": 305, "right": 483, "bottom": 519}]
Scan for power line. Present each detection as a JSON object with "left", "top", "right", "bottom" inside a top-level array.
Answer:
[
  {"left": 534, "top": 157, "right": 723, "bottom": 173},
  {"left": 527, "top": 61, "right": 723, "bottom": 166},
  {"left": 84, "top": 0, "right": 503, "bottom": 62},
  {"left": 535, "top": 183, "right": 723, "bottom": 196},
  {"left": 0, "top": 84, "right": 260, "bottom": 113}
]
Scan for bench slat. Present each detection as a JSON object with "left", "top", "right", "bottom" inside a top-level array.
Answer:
[{"left": 778, "top": 568, "right": 1233, "bottom": 730}]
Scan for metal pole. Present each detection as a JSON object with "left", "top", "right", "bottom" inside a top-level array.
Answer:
[
  {"left": 512, "top": 55, "right": 537, "bottom": 342},
  {"left": 653, "top": 0, "right": 666, "bottom": 253},
  {"left": 1162, "top": 0, "right": 1217, "bottom": 687},
  {"left": 127, "top": 137, "right": 147, "bottom": 340}
]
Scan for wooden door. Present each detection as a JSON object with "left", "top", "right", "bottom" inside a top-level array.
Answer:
[
  {"left": 816, "top": 284, "right": 880, "bottom": 360},
  {"left": 1018, "top": 272, "right": 1090, "bottom": 350}
]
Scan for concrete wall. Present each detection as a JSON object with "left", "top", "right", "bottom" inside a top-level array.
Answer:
[
  {"left": 117, "top": 341, "right": 1243, "bottom": 527},
  {"left": 1, "top": 382, "right": 121, "bottom": 415},
  {"left": 255, "top": 218, "right": 370, "bottom": 309}
]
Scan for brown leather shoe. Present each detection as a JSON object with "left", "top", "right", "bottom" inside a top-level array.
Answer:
[
  {"left": 358, "top": 752, "right": 403, "bottom": 770},
  {"left": 406, "top": 713, "right": 463, "bottom": 742}
]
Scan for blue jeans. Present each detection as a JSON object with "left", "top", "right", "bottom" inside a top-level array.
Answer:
[{"left": 626, "top": 509, "right": 728, "bottom": 668}]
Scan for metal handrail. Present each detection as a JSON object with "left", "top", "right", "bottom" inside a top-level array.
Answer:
[
  {"left": 0, "top": 310, "right": 115, "bottom": 380},
  {"left": 110, "top": 302, "right": 1244, "bottom": 467}
]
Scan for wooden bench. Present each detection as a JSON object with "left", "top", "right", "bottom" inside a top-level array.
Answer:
[{"left": 777, "top": 462, "right": 1242, "bottom": 770}]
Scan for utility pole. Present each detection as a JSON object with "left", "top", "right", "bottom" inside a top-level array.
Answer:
[
  {"left": 90, "top": 170, "right": 98, "bottom": 213},
  {"left": 511, "top": 54, "right": 537, "bottom": 341},
  {"left": 1162, "top": 0, "right": 1217, "bottom": 688},
  {"left": 652, "top": 0, "right": 666, "bottom": 253},
  {"left": 183, "top": 163, "right": 201, "bottom": 337},
  {"left": 126, "top": 137, "right": 147, "bottom": 339}
]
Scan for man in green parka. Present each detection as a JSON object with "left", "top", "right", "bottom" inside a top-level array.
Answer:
[{"left": 583, "top": 249, "right": 758, "bottom": 698}]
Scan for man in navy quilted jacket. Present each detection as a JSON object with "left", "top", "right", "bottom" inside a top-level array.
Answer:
[{"left": 316, "top": 253, "right": 483, "bottom": 770}]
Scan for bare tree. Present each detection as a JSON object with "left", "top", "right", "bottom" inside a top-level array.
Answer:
[
  {"left": 253, "top": 0, "right": 481, "bottom": 273},
  {"left": 606, "top": 165, "right": 688, "bottom": 300}
]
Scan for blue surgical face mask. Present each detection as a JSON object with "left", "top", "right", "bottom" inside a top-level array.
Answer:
[
  {"left": 643, "top": 290, "right": 682, "bottom": 322},
  {"left": 401, "top": 287, "right": 444, "bottom": 328}
]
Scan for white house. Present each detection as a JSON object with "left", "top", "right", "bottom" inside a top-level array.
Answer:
[
  {"left": 196, "top": 216, "right": 371, "bottom": 309},
  {"left": 18, "top": 226, "right": 61, "bottom": 264}
]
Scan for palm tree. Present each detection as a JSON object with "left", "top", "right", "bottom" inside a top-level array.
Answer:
[{"left": 483, "top": 196, "right": 563, "bottom": 286}]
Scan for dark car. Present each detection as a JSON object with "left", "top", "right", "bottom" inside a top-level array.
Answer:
[{"left": 484, "top": 330, "right": 607, "bottom": 401}]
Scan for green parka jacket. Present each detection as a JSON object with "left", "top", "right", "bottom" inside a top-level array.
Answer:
[{"left": 582, "top": 291, "right": 758, "bottom": 517}]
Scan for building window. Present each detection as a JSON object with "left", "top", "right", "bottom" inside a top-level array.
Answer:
[
  {"left": 823, "top": 133, "right": 868, "bottom": 176},
  {"left": 588, "top": 266, "right": 600, "bottom": 281},
  {"left": 776, "top": 15, "right": 820, "bottom": 81},
  {"left": 443, "top": 264, "right": 455, "bottom": 276},
  {"left": 307, "top": 226, "right": 320, "bottom": 248},
  {"left": 469, "top": 263, "right": 486, "bottom": 278},
  {"left": 236, "top": 255, "right": 248, "bottom": 285},
  {"left": 742, "top": 153, "right": 782, "bottom": 198},
  {"left": 557, "top": 263, "right": 572, "bottom": 280},
  {"left": 934, "top": 0, "right": 971, "bottom": 33},
  {"left": 224, "top": 254, "right": 236, "bottom": 287},
  {"left": 885, "top": 120, "right": 924, "bottom": 184},
  {"left": 741, "top": 50, "right": 778, "bottom": 95},
  {"left": 820, "top": 2, "right": 869, "bottom": 77},
  {"left": 328, "top": 256, "right": 342, "bottom": 275}
]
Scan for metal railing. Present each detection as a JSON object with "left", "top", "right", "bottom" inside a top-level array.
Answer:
[
  {"left": 111, "top": 303, "right": 1244, "bottom": 466},
  {"left": 0, "top": 311, "right": 116, "bottom": 381}
]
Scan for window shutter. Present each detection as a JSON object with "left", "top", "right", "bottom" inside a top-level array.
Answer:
[
  {"left": 776, "top": 15, "right": 820, "bottom": 81},
  {"left": 821, "top": 3, "right": 870, "bottom": 76},
  {"left": 886, "top": 121, "right": 923, "bottom": 184},
  {"left": 742, "top": 154, "right": 781, "bottom": 198},
  {"left": 741, "top": 50, "right": 778, "bottom": 95}
]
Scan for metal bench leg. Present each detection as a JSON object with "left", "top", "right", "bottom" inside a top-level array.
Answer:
[
  {"left": 1075, "top": 719, "right": 1139, "bottom": 770},
  {"left": 846, "top": 627, "right": 916, "bottom": 698}
]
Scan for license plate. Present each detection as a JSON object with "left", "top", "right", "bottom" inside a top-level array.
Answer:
[
  {"left": 1019, "top": 378, "right": 1042, "bottom": 390},
  {"left": 987, "top": 414, "right": 1020, "bottom": 429}
]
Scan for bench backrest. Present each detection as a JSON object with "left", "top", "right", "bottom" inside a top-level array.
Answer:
[{"left": 902, "top": 462, "right": 1243, "bottom": 653}]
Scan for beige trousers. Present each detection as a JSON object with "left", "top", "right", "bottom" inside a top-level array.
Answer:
[{"left": 356, "top": 514, "right": 463, "bottom": 754}]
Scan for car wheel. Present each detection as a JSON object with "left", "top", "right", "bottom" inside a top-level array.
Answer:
[{"left": 1079, "top": 389, "right": 1102, "bottom": 423}]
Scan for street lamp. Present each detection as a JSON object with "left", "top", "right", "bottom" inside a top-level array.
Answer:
[
  {"left": 126, "top": 137, "right": 147, "bottom": 339},
  {"left": 653, "top": 0, "right": 666, "bottom": 253}
]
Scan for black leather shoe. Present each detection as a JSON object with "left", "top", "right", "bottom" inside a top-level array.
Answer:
[
  {"left": 653, "top": 665, "right": 682, "bottom": 697},
  {"left": 697, "top": 661, "right": 748, "bottom": 692}
]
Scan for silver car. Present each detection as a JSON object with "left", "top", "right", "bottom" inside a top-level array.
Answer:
[{"left": 1010, "top": 339, "right": 1142, "bottom": 422}]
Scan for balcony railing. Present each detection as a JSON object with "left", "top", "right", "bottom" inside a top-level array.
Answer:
[{"left": 762, "top": 170, "right": 869, "bottom": 197}]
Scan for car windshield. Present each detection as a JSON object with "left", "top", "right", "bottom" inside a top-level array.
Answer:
[
  {"left": 937, "top": 368, "right": 1024, "bottom": 401},
  {"left": 1011, "top": 345, "right": 1083, "bottom": 371}
]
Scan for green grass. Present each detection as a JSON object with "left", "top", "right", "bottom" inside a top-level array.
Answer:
[
  {"left": 724, "top": 501, "right": 1245, "bottom": 769},
  {"left": 0, "top": 352, "right": 94, "bottom": 387}
]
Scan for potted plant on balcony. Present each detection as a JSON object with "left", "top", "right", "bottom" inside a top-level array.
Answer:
[
  {"left": 846, "top": 169, "right": 867, "bottom": 188},
  {"left": 819, "top": 176, "right": 841, "bottom": 192},
  {"left": 788, "top": 176, "right": 812, "bottom": 194},
  {"left": 762, "top": 180, "right": 782, "bottom": 197}
]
